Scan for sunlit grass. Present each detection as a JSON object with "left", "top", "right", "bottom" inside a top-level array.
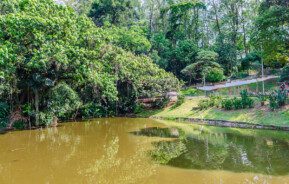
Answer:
[{"left": 153, "top": 98, "right": 289, "bottom": 126}]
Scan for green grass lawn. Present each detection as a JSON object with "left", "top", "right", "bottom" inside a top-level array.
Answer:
[{"left": 151, "top": 97, "right": 289, "bottom": 127}]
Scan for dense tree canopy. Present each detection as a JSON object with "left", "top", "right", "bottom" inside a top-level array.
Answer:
[
  {"left": 0, "top": 0, "right": 288, "bottom": 128},
  {"left": 0, "top": 0, "right": 180, "bottom": 127}
]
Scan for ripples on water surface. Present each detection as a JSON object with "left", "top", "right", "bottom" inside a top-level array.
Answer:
[{"left": 0, "top": 118, "right": 289, "bottom": 184}]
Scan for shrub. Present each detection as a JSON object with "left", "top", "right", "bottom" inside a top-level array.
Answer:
[
  {"left": 240, "top": 90, "right": 254, "bottom": 108},
  {"left": 269, "top": 92, "right": 279, "bottom": 111},
  {"left": 280, "top": 65, "right": 289, "bottom": 82},
  {"left": 232, "top": 98, "right": 243, "bottom": 109},
  {"left": 209, "top": 95, "right": 222, "bottom": 107},
  {"left": 13, "top": 120, "right": 26, "bottom": 130},
  {"left": 221, "top": 99, "right": 233, "bottom": 110},
  {"left": 206, "top": 68, "right": 225, "bottom": 83},
  {"left": 197, "top": 95, "right": 222, "bottom": 110},
  {"left": 152, "top": 97, "right": 170, "bottom": 109},
  {"left": 277, "top": 89, "right": 287, "bottom": 107},
  {"left": 133, "top": 103, "right": 145, "bottom": 114},
  {"left": 48, "top": 83, "right": 82, "bottom": 120},
  {"left": 257, "top": 93, "right": 267, "bottom": 106},
  {"left": 198, "top": 99, "right": 211, "bottom": 110},
  {"left": 80, "top": 103, "right": 110, "bottom": 119}
]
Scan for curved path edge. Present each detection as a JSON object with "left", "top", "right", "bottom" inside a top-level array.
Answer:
[{"left": 151, "top": 116, "right": 289, "bottom": 131}]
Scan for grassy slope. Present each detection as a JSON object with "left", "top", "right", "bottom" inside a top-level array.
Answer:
[{"left": 152, "top": 98, "right": 289, "bottom": 126}]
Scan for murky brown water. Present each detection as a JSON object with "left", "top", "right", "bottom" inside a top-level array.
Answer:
[{"left": 0, "top": 118, "right": 288, "bottom": 184}]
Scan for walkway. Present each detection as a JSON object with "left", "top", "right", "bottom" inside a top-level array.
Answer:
[{"left": 196, "top": 75, "right": 278, "bottom": 91}]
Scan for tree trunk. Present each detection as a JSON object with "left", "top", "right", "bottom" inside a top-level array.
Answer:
[
  {"left": 212, "top": 0, "right": 221, "bottom": 35},
  {"left": 34, "top": 88, "right": 40, "bottom": 126}
]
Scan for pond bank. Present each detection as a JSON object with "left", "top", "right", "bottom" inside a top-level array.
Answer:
[
  {"left": 142, "top": 97, "right": 289, "bottom": 131},
  {"left": 152, "top": 116, "right": 289, "bottom": 131}
]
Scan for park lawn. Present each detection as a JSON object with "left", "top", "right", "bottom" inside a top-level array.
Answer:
[{"left": 153, "top": 98, "right": 289, "bottom": 127}]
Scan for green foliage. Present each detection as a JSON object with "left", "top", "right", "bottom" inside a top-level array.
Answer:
[
  {"left": 106, "top": 26, "right": 151, "bottom": 54},
  {"left": 150, "top": 140, "right": 187, "bottom": 164},
  {"left": 221, "top": 99, "right": 234, "bottom": 110},
  {"left": 181, "top": 50, "right": 221, "bottom": 83},
  {"left": 48, "top": 83, "right": 82, "bottom": 119},
  {"left": 12, "top": 120, "right": 26, "bottom": 130},
  {"left": 269, "top": 89, "right": 288, "bottom": 110},
  {"left": 181, "top": 88, "right": 201, "bottom": 96},
  {"left": 241, "top": 52, "right": 261, "bottom": 71},
  {"left": 240, "top": 90, "right": 254, "bottom": 108},
  {"left": 257, "top": 93, "right": 268, "bottom": 106},
  {"left": 89, "top": 0, "right": 137, "bottom": 27},
  {"left": 79, "top": 103, "right": 111, "bottom": 118},
  {"left": 253, "top": 2, "right": 289, "bottom": 65},
  {"left": 0, "top": 0, "right": 180, "bottom": 126},
  {"left": 198, "top": 95, "right": 222, "bottom": 110},
  {"left": 0, "top": 102, "right": 9, "bottom": 129},
  {"left": 206, "top": 68, "right": 225, "bottom": 83},
  {"left": 231, "top": 71, "right": 249, "bottom": 80},
  {"left": 280, "top": 65, "right": 289, "bottom": 82},
  {"left": 214, "top": 35, "right": 238, "bottom": 76},
  {"left": 232, "top": 97, "right": 243, "bottom": 109},
  {"left": 221, "top": 90, "right": 254, "bottom": 110},
  {"left": 268, "top": 89, "right": 287, "bottom": 111},
  {"left": 152, "top": 97, "right": 170, "bottom": 109},
  {"left": 277, "top": 89, "right": 287, "bottom": 107}
]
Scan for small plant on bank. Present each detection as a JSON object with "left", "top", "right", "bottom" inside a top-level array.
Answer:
[
  {"left": 269, "top": 89, "right": 288, "bottom": 111},
  {"left": 198, "top": 95, "right": 222, "bottom": 110},
  {"left": 221, "top": 99, "right": 234, "bottom": 110},
  {"left": 232, "top": 97, "right": 243, "bottom": 109},
  {"left": 152, "top": 97, "right": 170, "bottom": 109},
  {"left": 257, "top": 93, "right": 268, "bottom": 106},
  {"left": 240, "top": 90, "right": 254, "bottom": 108},
  {"left": 221, "top": 90, "right": 254, "bottom": 110}
]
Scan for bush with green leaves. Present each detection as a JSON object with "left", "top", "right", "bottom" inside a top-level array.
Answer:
[
  {"left": 0, "top": 0, "right": 180, "bottom": 126},
  {"left": 198, "top": 95, "right": 222, "bottom": 110},
  {"left": 280, "top": 65, "right": 289, "bottom": 82},
  {"left": 257, "top": 93, "right": 268, "bottom": 106},
  {"left": 232, "top": 97, "right": 243, "bottom": 109},
  {"left": 221, "top": 90, "right": 254, "bottom": 110},
  {"left": 269, "top": 89, "right": 288, "bottom": 110},
  {"left": 206, "top": 68, "right": 225, "bottom": 83},
  {"left": 240, "top": 90, "right": 254, "bottom": 108},
  {"left": 277, "top": 89, "right": 287, "bottom": 107},
  {"left": 221, "top": 99, "right": 234, "bottom": 110},
  {"left": 152, "top": 97, "right": 170, "bottom": 109},
  {"left": 47, "top": 83, "right": 82, "bottom": 120}
]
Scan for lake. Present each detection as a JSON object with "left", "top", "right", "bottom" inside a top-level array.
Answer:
[{"left": 0, "top": 118, "right": 289, "bottom": 184}]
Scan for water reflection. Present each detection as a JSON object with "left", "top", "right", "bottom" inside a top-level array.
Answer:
[
  {"left": 0, "top": 118, "right": 289, "bottom": 184},
  {"left": 78, "top": 137, "right": 156, "bottom": 184},
  {"left": 131, "top": 127, "right": 185, "bottom": 138},
  {"left": 134, "top": 126, "right": 289, "bottom": 175}
]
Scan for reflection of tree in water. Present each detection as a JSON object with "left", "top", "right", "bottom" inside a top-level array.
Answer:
[
  {"left": 131, "top": 127, "right": 185, "bottom": 138},
  {"left": 151, "top": 140, "right": 187, "bottom": 164},
  {"left": 78, "top": 137, "right": 156, "bottom": 184},
  {"left": 36, "top": 127, "right": 81, "bottom": 162},
  {"left": 144, "top": 126, "right": 289, "bottom": 175}
]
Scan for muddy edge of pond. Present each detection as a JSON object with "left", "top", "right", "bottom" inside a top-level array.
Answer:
[{"left": 151, "top": 116, "right": 289, "bottom": 131}]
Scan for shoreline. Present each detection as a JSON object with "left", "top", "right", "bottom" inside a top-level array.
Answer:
[{"left": 151, "top": 116, "right": 289, "bottom": 131}]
